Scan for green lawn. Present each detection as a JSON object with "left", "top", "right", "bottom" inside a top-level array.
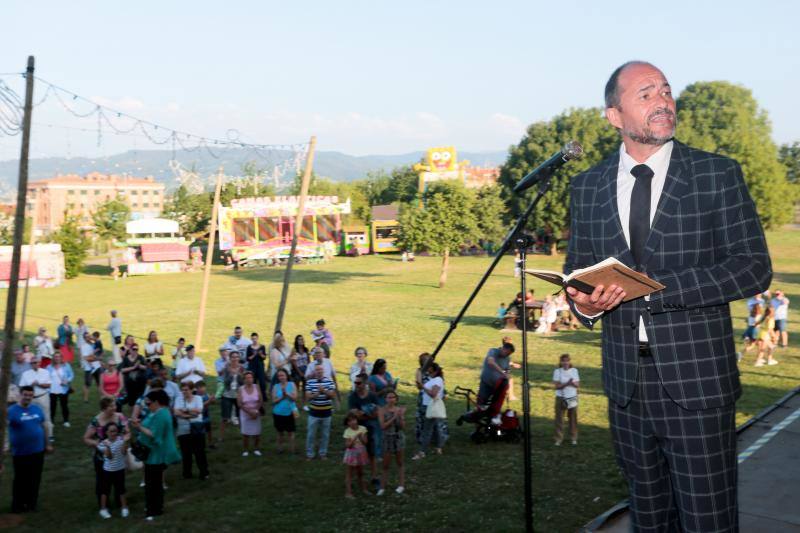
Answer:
[{"left": 1, "top": 229, "right": 798, "bottom": 532}]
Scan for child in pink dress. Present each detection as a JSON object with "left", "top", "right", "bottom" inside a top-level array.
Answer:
[{"left": 342, "top": 410, "right": 369, "bottom": 498}]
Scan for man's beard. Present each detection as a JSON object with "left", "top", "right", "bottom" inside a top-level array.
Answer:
[
  {"left": 624, "top": 125, "right": 675, "bottom": 146},
  {"left": 622, "top": 108, "right": 676, "bottom": 146}
]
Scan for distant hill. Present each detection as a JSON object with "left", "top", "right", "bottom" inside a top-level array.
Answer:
[{"left": 0, "top": 148, "right": 509, "bottom": 196}]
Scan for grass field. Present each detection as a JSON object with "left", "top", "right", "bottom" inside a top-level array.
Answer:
[{"left": 1, "top": 229, "right": 798, "bottom": 532}]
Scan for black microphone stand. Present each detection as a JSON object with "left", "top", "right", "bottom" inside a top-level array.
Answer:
[{"left": 430, "top": 173, "right": 559, "bottom": 533}]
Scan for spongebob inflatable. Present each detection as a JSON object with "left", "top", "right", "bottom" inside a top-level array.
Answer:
[{"left": 413, "top": 146, "right": 470, "bottom": 192}]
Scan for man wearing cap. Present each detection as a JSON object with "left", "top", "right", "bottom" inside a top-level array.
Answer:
[{"left": 176, "top": 344, "right": 206, "bottom": 385}]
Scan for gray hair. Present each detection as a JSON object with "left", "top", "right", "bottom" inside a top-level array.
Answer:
[{"left": 604, "top": 60, "right": 657, "bottom": 109}]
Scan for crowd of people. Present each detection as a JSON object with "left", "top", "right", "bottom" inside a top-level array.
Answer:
[
  {"left": 3, "top": 287, "right": 789, "bottom": 521},
  {"left": 3, "top": 313, "right": 468, "bottom": 521}
]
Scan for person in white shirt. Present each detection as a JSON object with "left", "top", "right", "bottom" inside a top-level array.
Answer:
[
  {"left": 225, "top": 326, "right": 251, "bottom": 368},
  {"left": 176, "top": 345, "right": 206, "bottom": 384},
  {"left": 33, "top": 327, "right": 55, "bottom": 366},
  {"left": 304, "top": 347, "right": 336, "bottom": 381},
  {"left": 771, "top": 289, "right": 790, "bottom": 348},
  {"left": 349, "top": 347, "right": 373, "bottom": 390},
  {"left": 19, "top": 357, "right": 53, "bottom": 439},
  {"left": 106, "top": 310, "right": 122, "bottom": 363},
  {"left": 144, "top": 331, "right": 165, "bottom": 363},
  {"left": 81, "top": 332, "right": 103, "bottom": 402},
  {"left": 552, "top": 353, "right": 580, "bottom": 446}
]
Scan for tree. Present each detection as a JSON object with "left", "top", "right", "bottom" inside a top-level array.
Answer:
[
  {"left": 0, "top": 215, "right": 31, "bottom": 246},
  {"left": 52, "top": 215, "right": 90, "bottom": 279},
  {"left": 676, "top": 81, "right": 795, "bottom": 228},
  {"left": 498, "top": 108, "right": 619, "bottom": 253},
  {"left": 92, "top": 198, "right": 131, "bottom": 243},
  {"left": 163, "top": 186, "right": 212, "bottom": 236},
  {"left": 473, "top": 185, "right": 508, "bottom": 247},
  {"left": 396, "top": 181, "right": 479, "bottom": 288},
  {"left": 386, "top": 165, "right": 420, "bottom": 205},
  {"left": 779, "top": 142, "right": 800, "bottom": 185}
]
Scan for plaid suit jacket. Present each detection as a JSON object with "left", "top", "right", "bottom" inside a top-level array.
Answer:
[{"left": 564, "top": 140, "right": 772, "bottom": 410}]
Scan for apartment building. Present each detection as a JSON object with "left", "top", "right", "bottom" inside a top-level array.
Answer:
[{"left": 26, "top": 172, "right": 165, "bottom": 232}]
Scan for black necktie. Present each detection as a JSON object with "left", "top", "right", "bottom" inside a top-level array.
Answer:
[{"left": 629, "top": 164, "right": 654, "bottom": 267}]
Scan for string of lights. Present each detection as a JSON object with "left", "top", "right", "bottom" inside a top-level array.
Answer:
[
  {"left": 0, "top": 79, "right": 24, "bottom": 136},
  {"left": 0, "top": 72, "right": 310, "bottom": 189}
]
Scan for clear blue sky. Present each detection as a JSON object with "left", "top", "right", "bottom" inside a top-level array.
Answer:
[{"left": 1, "top": 0, "right": 798, "bottom": 160}]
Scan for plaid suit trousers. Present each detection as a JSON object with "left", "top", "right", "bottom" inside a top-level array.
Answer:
[{"left": 609, "top": 356, "right": 738, "bottom": 533}]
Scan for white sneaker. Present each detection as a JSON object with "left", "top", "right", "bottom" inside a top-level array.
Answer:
[
  {"left": 242, "top": 451, "right": 249, "bottom": 457},
  {"left": 231, "top": 416, "right": 239, "bottom": 426},
  {"left": 162, "top": 483, "right": 168, "bottom": 491},
  {"left": 145, "top": 516, "right": 155, "bottom": 522},
  {"left": 395, "top": 486, "right": 405, "bottom": 494},
  {"left": 768, "top": 359, "right": 779, "bottom": 366},
  {"left": 754, "top": 360, "right": 765, "bottom": 367},
  {"left": 121, "top": 507, "right": 130, "bottom": 518},
  {"left": 99, "top": 509, "right": 111, "bottom": 519},
  {"left": 736, "top": 352, "right": 743, "bottom": 362},
  {"left": 63, "top": 422, "right": 71, "bottom": 428},
  {"left": 253, "top": 450, "right": 262, "bottom": 457},
  {"left": 376, "top": 489, "right": 385, "bottom": 496},
  {"left": 139, "top": 480, "right": 145, "bottom": 488},
  {"left": 571, "top": 440, "right": 577, "bottom": 446}
]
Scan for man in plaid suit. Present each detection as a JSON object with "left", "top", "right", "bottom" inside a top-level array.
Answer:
[{"left": 564, "top": 61, "right": 771, "bottom": 532}]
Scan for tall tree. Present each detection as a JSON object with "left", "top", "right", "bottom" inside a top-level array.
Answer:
[
  {"left": 396, "top": 181, "right": 478, "bottom": 288},
  {"left": 779, "top": 141, "right": 800, "bottom": 185},
  {"left": 498, "top": 107, "right": 619, "bottom": 253},
  {"left": 473, "top": 185, "right": 508, "bottom": 247},
  {"left": 163, "top": 185, "right": 212, "bottom": 236},
  {"left": 52, "top": 215, "right": 90, "bottom": 279},
  {"left": 387, "top": 164, "right": 420, "bottom": 205},
  {"left": 676, "top": 81, "right": 795, "bottom": 228},
  {"left": 92, "top": 198, "right": 131, "bottom": 243}
]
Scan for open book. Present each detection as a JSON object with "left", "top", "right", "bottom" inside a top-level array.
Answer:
[{"left": 525, "top": 257, "right": 665, "bottom": 302}]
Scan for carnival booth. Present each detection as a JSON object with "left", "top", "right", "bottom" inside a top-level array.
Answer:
[
  {"left": 120, "top": 218, "right": 190, "bottom": 275},
  {"left": 340, "top": 225, "right": 369, "bottom": 256},
  {"left": 218, "top": 195, "right": 350, "bottom": 266},
  {"left": 0, "top": 244, "right": 65, "bottom": 288},
  {"left": 370, "top": 204, "right": 400, "bottom": 253}
]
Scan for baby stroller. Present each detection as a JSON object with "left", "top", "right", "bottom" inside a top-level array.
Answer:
[{"left": 453, "top": 385, "right": 522, "bottom": 444}]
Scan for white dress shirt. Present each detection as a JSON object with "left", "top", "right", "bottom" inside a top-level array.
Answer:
[{"left": 617, "top": 141, "right": 673, "bottom": 342}]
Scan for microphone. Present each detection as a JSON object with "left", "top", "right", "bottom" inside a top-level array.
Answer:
[{"left": 512, "top": 141, "right": 584, "bottom": 194}]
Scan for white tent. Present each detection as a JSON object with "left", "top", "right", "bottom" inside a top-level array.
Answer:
[{"left": 126, "top": 218, "right": 180, "bottom": 236}]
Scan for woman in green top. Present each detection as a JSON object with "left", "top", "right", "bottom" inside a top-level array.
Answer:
[{"left": 131, "top": 389, "right": 180, "bottom": 521}]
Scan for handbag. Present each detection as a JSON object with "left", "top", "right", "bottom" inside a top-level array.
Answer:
[
  {"left": 425, "top": 397, "right": 447, "bottom": 419},
  {"left": 126, "top": 449, "right": 143, "bottom": 471},
  {"left": 189, "top": 421, "right": 206, "bottom": 436},
  {"left": 563, "top": 396, "right": 578, "bottom": 409},
  {"left": 130, "top": 440, "right": 150, "bottom": 461}
]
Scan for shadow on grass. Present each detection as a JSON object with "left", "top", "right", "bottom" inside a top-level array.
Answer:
[
  {"left": 220, "top": 266, "right": 384, "bottom": 285},
  {"left": 772, "top": 271, "right": 800, "bottom": 286},
  {"left": 82, "top": 264, "right": 112, "bottom": 276}
]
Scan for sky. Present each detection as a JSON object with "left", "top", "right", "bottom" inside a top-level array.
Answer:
[{"left": 0, "top": 0, "right": 798, "bottom": 161}]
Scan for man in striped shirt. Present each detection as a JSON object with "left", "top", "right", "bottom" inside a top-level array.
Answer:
[{"left": 305, "top": 365, "right": 336, "bottom": 460}]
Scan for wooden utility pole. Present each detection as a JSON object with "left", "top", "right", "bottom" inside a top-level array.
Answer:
[
  {"left": 194, "top": 167, "right": 224, "bottom": 356},
  {"left": 274, "top": 136, "right": 317, "bottom": 333},
  {"left": 0, "top": 56, "right": 35, "bottom": 466},
  {"left": 18, "top": 200, "right": 37, "bottom": 340}
]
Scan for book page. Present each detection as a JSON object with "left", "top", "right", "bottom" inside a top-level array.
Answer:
[{"left": 565, "top": 257, "right": 624, "bottom": 281}]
